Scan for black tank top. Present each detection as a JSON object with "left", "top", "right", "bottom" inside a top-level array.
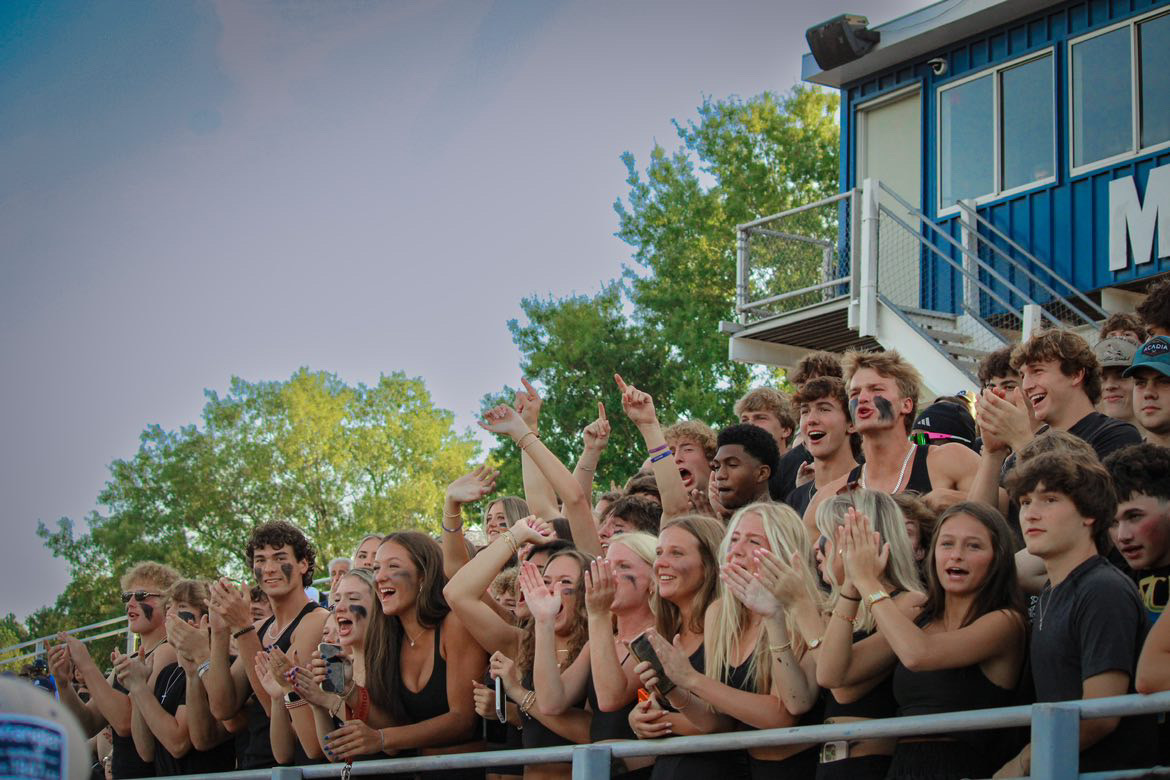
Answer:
[
  {"left": 111, "top": 677, "right": 154, "bottom": 780},
  {"left": 651, "top": 644, "right": 750, "bottom": 780},
  {"left": 397, "top": 623, "right": 448, "bottom": 724},
  {"left": 847, "top": 444, "right": 932, "bottom": 495},
  {"left": 519, "top": 670, "right": 580, "bottom": 750},
  {"left": 823, "top": 628, "right": 898, "bottom": 720},
  {"left": 151, "top": 662, "right": 237, "bottom": 776},
  {"left": 892, "top": 653, "right": 1014, "bottom": 753},
  {"left": 585, "top": 656, "right": 636, "bottom": 742},
  {"left": 241, "top": 600, "right": 324, "bottom": 769}
]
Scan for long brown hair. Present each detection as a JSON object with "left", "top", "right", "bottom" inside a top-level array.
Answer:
[
  {"left": 364, "top": 532, "right": 450, "bottom": 721},
  {"left": 918, "top": 502, "right": 1024, "bottom": 629},
  {"left": 654, "top": 515, "right": 724, "bottom": 639},
  {"left": 516, "top": 548, "right": 591, "bottom": 679}
]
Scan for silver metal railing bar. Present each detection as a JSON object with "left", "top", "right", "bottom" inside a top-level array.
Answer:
[
  {"left": 153, "top": 691, "right": 1170, "bottom": 780},
  {"left": 877, "top": 183, "right": 1064, "bottom": 330},
  {"left": 736, "top": 190, "right": 855, "bottom": 231},
  {"left": 955, "top": 200, "right": 1108, "bottom": 324},
  {"left": 737, "top": 276, "right": 851, "bottom": 312}
]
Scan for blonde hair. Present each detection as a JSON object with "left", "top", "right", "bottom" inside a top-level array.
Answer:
[
  {"left": 842, "top": 350, "right": 923, "bottom": 433},
  {"left": 120, "top": 562, "right": 181, "bottom": 592},
  {"left": 608, "top": 532, "right": 657, "bottom": 567},
  {"left": 705, "top": 502, "right": 820, "bottom": 696},
  {"left": 815, "top": 490, "right": 922, "bottom": 632},
  {"left": 664, "top": 420, "right": 718, "bottom": 460}
]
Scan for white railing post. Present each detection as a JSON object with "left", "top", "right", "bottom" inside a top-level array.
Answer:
[
  {"left": 1029, "top": 702, "right": 1080, "bottom": 779},
  {"left": 736, "top": 227, "right": 750, "bottom": 323},
  {"left": 126, "top": 625, "right": 135, "bottom": 656},
  {"left": 858, "top": 178, "right": 880, "bottom": 337},
  {"left": 959, "top": 198, "right": 978, "bottom": 315},
  {"left": 1022, "top": 303, "right": 1044, "bottom": 338}
]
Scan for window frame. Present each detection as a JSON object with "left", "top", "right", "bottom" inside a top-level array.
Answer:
[
  {"left": 935, "top": 47, "right": 1056, "bottom": 218},
  {"left": 1067, "top": 7, "right": 1170, "bottom": 178}
]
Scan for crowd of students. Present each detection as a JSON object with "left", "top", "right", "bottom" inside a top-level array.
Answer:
[{"left": 39, "top": 276, "right": 1170, "bottom": 779}]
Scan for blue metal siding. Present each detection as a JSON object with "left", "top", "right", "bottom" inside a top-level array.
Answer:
[{"left": 840, "top": 0, "right": 1170, "bottom": 312}]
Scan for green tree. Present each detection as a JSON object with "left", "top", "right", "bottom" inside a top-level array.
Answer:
[
  {"left": 38, "top": 368, "right": 478, "bottom": 633},
  {"left": 484, "top": 283, "right": 679, "bottom": 498},
  {"left": 487, "top": 87, "right": 838, "bottom": 491},
  {"left": 615, "top": 86, "right": 840, "bottom": 421}
]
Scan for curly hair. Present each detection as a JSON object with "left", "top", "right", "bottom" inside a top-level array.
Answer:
[
  {"left": 842, "top": 349, "right": 923, "bottom": 433},
  {"left": 247, "top": 520, "right": 317, "bottom": 586},
  {"left": 1100, "top": 312, "right": 1148, "bottom": 342},
  {"left": 1010, "top": 328, "right": 1102, "bottom": 404},
  {"left": 1104, "top": 442, "right": 1170, "bottom": 504},
  {"left": 1136, "top": 275, "right": 1170, "bottom": 335},
  {"left": 664, "top": 420, "right": 718, "bottom": 460},
  {"left": 120, "top": 562, "right": 181, "bottom": 592},
  {"left": 789, "top": 351, "right": 844, "bottom": 387},
  {"left": 977, "top": 345, "right": 1019, "bottom": 387}
]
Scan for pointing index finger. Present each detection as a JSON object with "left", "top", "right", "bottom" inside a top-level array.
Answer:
[
  {"left": 614, "top": 373, "right": 628, "bottom": 393},
  {"left": 520, "top": 377, "right": 539, "bottom": 399},
  {"left": 597, "top": 401, "right": 607, "bottom": 421}
]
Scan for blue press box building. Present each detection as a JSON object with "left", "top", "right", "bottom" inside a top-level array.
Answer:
[{"left": 724, "top": 0, "right": 1170, "bottom": 395}]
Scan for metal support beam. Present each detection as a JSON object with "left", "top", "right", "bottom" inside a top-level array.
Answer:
[
  {"left": 571, "top": 744, "right": 612, "bottom": 780},
  {"left": 1030, "top": 702, "right": 1080, "bottom": 780},
  {"left": 271, "top": 768, "right": 303, "bottom": 780},
  {"left": 858, "top": 178, "right": 879, "bottom": 337},
  {"left": 1022, "top": 303, "right": 1044, "bottom": 338},
  {"left": 959, "top": 198, "right": 978, "bottom": 314}
]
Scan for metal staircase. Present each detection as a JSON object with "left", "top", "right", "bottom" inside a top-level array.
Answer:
[{"left": 726, "top": 179, "right": 1107, "bottom": 396}]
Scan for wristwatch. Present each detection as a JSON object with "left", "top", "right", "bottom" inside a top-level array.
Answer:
[{"left": 864, "top": 589, "right": 891, "bottom": 608}]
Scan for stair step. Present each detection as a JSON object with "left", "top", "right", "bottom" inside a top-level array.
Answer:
[
  {"left": 921, "top": 327, "right": 972, "bottom": 344},
  {"left": 947, "top": 344, "right": 991, "bottom": 359}
]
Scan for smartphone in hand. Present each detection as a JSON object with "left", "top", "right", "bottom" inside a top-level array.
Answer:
[
  {"left": 319, "top": 643, "right": 347, "bottom": 693},
  {"left": 628, "top": 631, "right": 675, "bottom": 695}
]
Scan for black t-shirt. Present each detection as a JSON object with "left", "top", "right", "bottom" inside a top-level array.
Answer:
[
  {"left": 1064, "top": 412, "right": 1142, "bottom": 459},
  {"left": 784, "top": 479, "right": 816, "bottom": 517},
  {"left": 151, "top": 663, "right": 237, "bottom": 777},
  {"left": 1031, "top": 555, "right": 1156, "bottom": 772},
  {"left": 1129, "top": 563, "right": 1170, "bottom": 625},
  {"left": 770, "top": 443, "right": 811, "bottom": 502}
]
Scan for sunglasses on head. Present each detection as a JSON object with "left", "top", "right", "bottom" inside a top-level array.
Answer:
[{"left": 121, "top": 590, "right": 164, "bottom": 604}]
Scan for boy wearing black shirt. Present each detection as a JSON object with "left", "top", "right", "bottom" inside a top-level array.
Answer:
[{"left": 1001, "top": 453, "right": 1155, "bottom": 775}]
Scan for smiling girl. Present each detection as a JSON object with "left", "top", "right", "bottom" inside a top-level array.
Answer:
[{"left": 842, "top": 501, "right": 1026, "bottom": 779}]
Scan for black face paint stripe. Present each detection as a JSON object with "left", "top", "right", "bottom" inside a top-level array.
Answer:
[
  {"left": 141, "top": 603, "right": 154, "bottom": 621},
  {"left": 254, "top": 566, "right": 264, "bottom": 584},
  {"left": 848, "top": 398, "right": 860, "bottom": 422},
  {"left": 280, "top": 563, "right": 294, "bottom": 582},
  {"left": 349, "top": 604, "right": 368, "bottom": 620},
  {"left": 874, "top": 396, "right": 895, "bottom": 422}
]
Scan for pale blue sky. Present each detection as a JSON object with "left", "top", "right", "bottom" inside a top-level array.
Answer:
[{"left": 0, "top": 0, "right": 921, "bottom": 621}]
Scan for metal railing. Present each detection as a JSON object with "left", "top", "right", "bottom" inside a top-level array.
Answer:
[
  {"left": 1, "top": 576, "right": 334, "bottom": 668},
  {"left": 735, "top": 190, "right": 858, "bottom": 323},
  {"left": 956, "top": 200, "right": 1108, "bottom": 330},
  {"left": 160, "top": 691, "right": 1170, "bottom": 780}
]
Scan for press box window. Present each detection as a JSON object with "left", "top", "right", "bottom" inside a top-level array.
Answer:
[
  {"left": 1070, "top": 11, "right": 1170, "bottom": 172},
  {"left": 938, "top": 52, "right": 1054, "bottom": 212}
]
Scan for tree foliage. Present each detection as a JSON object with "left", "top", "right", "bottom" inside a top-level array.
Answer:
[
  {"left": 488, "top": 87, "right": 839, "bottom": 494},
  {"left": 36, "top": 369, "right": 478, "bottom": 634}
]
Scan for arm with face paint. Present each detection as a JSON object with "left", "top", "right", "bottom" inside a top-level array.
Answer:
[
  {"left": 613, "top": 374, "right": 691, "bottom": 522},
  {"left": 481, "top": 404, "right": 602, "bottom": 558},
  {"left": 444, "top": 516, "right": 554, "bottom": 656}
]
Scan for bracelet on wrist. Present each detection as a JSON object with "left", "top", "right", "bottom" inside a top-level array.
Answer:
[
  {"left": 649, "top": 449, "right": 673, "bottom": 464},
  {"left": 196, "top": 660, "right": 211, "bottom": 679},
  {"left": 232, "top": 624, "right": 256, "bottom": 639},
  {"left": 838, "top": 592, "right": 861, "bottom": 602},
  {"left": 807, "top": 636, "right": 824, "bottom": 650},
  {"left": 647, "top": 443, "right": 668, "bottom": 454},
  {"left": 516, "top": 431, "right": 540, "bottom": 451},
  {"left": 577, "top": 464, "right": 595, "bottom": 472},
  {"left": 769, "top": 641, "right": 792, "bottom": 655}
]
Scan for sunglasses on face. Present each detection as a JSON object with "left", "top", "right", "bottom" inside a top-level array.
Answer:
[{"left": 121, "top": 591, "right": 164, "bottom": 604}]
